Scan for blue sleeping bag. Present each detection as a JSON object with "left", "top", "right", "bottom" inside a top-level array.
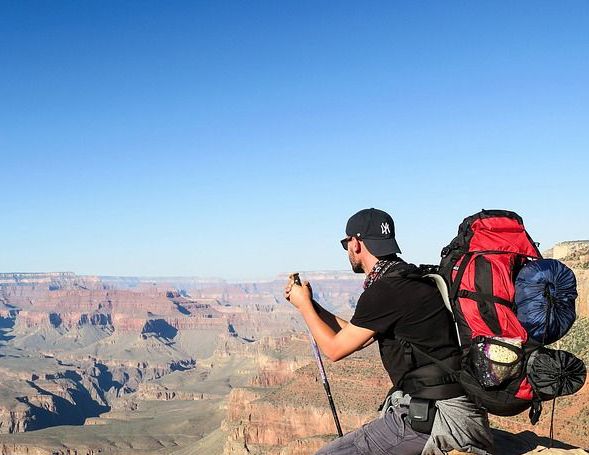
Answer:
[{"left": 515, "top": 259, "right": 577, "bottom": 345}]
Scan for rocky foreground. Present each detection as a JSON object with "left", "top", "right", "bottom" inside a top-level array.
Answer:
[{"left": 221, "top": 337, "right": 589, "bottom": 455}]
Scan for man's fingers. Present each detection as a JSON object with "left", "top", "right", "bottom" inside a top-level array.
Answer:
[{"left": 284, "top": 280, "right": 295, "bottom": 302}]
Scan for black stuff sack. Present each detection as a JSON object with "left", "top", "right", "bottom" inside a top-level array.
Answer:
[
  {"left": 515, "top": 259, "right": 577, "bottom": 345},
  {"left": 527, "top": 347, "right": 586, "bottom": 401}
]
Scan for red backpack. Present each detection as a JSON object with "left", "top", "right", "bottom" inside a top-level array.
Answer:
[{"left": 438, "top": 210, "right": 543, "bottom": 418}]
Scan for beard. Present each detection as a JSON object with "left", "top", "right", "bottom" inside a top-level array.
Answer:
[{"left": 348, "top": 251, "right": 364, "bottom": 274}]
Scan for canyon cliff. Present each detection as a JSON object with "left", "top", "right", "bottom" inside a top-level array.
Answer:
[
  {"left": 0, "top": 243, "right": 588, "bottom": 454},
  {"left": 0, "top": 270, "right": 362, "bottom": 447}
]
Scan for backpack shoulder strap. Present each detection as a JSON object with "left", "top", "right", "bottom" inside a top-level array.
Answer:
[
  {"left": 380, "top": 267, "right": 462, "bottom": 348},
  {"left": 424, "top": 273, "right": 452, "bottom": 313},
  {"left": 425, "top": 273, "right": 462, "bottom": 348}
]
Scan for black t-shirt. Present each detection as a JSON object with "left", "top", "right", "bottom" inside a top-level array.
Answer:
[{"left": 350, "top": 271, "right": 460, "bottom": 387}]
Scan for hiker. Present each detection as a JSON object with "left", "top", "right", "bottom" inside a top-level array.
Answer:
[{"left": 284, "top": 208, "right": 493, "bottom": 455}]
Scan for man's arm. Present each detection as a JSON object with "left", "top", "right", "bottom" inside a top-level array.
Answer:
[
  {"left": 286, "top": 282, "right": 376, "bottom": 362},
  {"left": 312, "top": 300, "right": 348, "bottom": 332}
]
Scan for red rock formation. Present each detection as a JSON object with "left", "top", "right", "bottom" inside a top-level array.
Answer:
[{"left": 223, "top": 351, "right": 390, "bottom": 454}]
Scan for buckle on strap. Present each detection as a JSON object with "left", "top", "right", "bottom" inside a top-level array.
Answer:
[{"left": 379, "top": 390, "right": 410, "bottom": 417}]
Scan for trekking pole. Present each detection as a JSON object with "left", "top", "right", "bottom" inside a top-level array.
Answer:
[{"left": 290, "top": 273, "right": 343, "bottom": 437}]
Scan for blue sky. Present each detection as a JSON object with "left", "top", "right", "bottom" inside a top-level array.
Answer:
[{"left": 1, "top": 1, "right": 588, "bottom": 280}]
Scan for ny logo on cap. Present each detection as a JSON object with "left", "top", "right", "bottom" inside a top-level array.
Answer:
[{"left": 381, "top": 222, "right": 390, "bottom": 235}]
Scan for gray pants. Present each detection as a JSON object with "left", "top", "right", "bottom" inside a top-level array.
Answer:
[{"left": 315, "top": 406, "right": 429, "bottom": 455}]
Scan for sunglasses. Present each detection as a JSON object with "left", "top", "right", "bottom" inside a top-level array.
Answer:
[{"left": 340, "top": 235, "right": 361, "bottom": 250}]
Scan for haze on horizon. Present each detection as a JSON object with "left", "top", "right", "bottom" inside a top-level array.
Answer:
[{"left": 1, "top": 1, "right": 588, "bottom": 280}]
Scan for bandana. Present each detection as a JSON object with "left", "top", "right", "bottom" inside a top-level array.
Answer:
[{"left": 363, "top": 259, "right": 402, "bottom": 289}]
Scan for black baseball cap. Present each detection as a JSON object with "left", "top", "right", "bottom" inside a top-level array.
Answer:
[{"left": 345, "top": 208, "right": 402, "bottom": 256}]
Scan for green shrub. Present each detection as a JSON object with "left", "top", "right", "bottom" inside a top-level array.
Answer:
[{"left": 551, "top": 317, "right": 589, "bottom": 365}]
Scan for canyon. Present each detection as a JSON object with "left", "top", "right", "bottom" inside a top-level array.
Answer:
[{"left": 0, "top": 241, "right": 588, "bottom": 454}]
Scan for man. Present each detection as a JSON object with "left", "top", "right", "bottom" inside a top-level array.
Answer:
[{"left": 285, "top": 208, "right": 492, "bottom": 455}]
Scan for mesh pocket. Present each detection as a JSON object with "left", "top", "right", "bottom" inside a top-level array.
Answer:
[{"left": 469, "top": 337, "right": 524, "bottom": 388}]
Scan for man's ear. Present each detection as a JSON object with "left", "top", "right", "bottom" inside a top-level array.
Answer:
[{"left": 353, "top": 238, "right": 362, "bottom": 254}]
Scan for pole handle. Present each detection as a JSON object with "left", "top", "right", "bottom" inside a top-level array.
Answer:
[{"left": 290, "top": 272, "right": 302, "bottom": 286}]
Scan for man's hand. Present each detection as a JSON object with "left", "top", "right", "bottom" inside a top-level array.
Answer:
[
  {"left": 284, "top": 274, "right": 375, "bottom": 361},
  {"left": 284, "top": 276, "right": 313, "bottom": 311}
]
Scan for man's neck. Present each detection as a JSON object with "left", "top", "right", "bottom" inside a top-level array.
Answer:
[{"left": 363, "top": 256, "right": 379, "bottom": 276}]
